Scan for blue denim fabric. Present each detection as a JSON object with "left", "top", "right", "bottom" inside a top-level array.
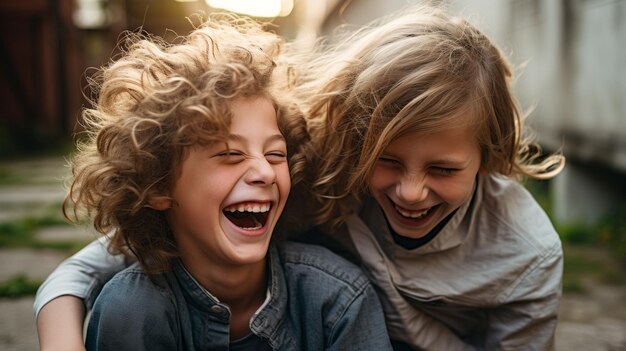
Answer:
[{"left": 85, "top": 241, "right": 392, "bottom": 351}]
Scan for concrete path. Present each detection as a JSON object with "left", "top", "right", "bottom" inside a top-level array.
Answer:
[{"left": 0, "top": 157, "right": 74, "bottom": 351}]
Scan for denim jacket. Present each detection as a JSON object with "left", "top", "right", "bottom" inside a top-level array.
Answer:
[{"left": 81, "top": 241, "right": 391, "bottom": 350}]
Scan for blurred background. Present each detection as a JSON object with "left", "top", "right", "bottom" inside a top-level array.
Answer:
[{"left": 0, "top": 0, "right": 624, "bottom": 350}]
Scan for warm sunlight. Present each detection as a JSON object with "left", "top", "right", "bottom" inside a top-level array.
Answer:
[{"left": 205, "top": 0, "right": 294, "bottom": 17}]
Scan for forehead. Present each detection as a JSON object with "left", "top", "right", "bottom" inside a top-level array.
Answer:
[
  {"left": 387, "top": 111, "right": 478, "bottom": 140},
  {"left": 384, "top": 124, "right": 479, "bottom": 156},
  {"left": 228, "top": 96, "right": 282, "bottom": 136}
]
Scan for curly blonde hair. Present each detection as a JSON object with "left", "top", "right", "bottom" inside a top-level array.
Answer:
[
  {"left": 64, "top": 14, "right": 308, "bottom": 273},
  {"left": 289, "top": 5, "right": 565, "bottom": 226}
]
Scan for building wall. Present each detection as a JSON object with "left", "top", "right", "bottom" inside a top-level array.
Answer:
[
  {"left": 0, "top": 0, "right": 80, "bottom": 151},
  {"left": 450, "top": 0, "right": 626, "bottom": 224}
]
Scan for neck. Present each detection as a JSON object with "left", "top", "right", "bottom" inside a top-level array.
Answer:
[{"left": 181, "top": 254, "right": 267, "bottom": 306}]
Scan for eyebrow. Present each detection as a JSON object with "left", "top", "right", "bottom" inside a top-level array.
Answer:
[
  {"left": 428, "top": 158, "right": 473, "bottom": 168},
  {"left": 382, "top": 151, "right": 474, "bottom": 168}
]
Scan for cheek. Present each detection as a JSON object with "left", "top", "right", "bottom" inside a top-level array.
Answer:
[
  {"left": 204, "top": 172, "right": 235, "bottom": 195},
  {"left": 436, "top": 177, "right": 476, "bottom": 205},
  {"left": 276, "top": 165, "right": 291, "bottom": 196},
  {"left": 369, "top": 167, "right": 397, "bottom": 193}
]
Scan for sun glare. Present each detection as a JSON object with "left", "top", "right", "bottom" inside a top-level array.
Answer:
[{"left": 205, "top": 0, "right": 294, "bottom": 18}]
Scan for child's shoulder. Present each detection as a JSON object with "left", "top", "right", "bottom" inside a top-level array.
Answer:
[
  {"left": 88, "top": 264, "right": 180, "bottom": 346},
  {"left": 96, "top": 263, "right": 174, "bottom": 311},
  {"left": 481, "top": 174, "right": 550, "bottom": 218},
  {"left": 276, "top": 241, "right": 370, "bottom": 292},
  {"left": 481, "top": 174, "right": 531, "bottom": 199},
  {"left": 479, "top": 174, "right": 561, "bottom": 251}
]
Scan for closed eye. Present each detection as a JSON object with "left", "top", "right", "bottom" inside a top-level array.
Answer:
[
  {"left": 432, "top": 167, "right": 459, "bottom": 175},
  {"left": 265, "top": 151, "right": 287, "bottom": 164},
  {"left": 215, "top": 150, "right": 246, "bottom": 163},
  {"left": 377, "top": 157, "right": 401, "bottom": 167}
]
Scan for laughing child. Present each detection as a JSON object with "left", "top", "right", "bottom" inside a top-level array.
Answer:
[
  {"left": 37, "top": 15, "right": 391, "bottom": 351},
  {"left": 292, "top": 5, "right": 566, "bottom": 350}
]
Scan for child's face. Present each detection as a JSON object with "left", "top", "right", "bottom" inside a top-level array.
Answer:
[
  {"left": 369, "top": 125, "right": 481, "bottom": 239},
  {"left": 168, "top": 96, "right": 290, "bottom": 267}
]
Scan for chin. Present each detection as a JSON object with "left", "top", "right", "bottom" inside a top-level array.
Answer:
[
  {"left": 230, "top": 243, "right": 270, "bottom": 264},
  {"left": 391, "top": 227, "right": 431, "bottom": 239}
]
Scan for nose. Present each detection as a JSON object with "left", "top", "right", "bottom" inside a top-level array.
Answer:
[
  {"left": 396, "top": 173, "right": 428, "bottom": 203},
  {"left": 244, "top": 157, "right": 276, "bottom": 186}
]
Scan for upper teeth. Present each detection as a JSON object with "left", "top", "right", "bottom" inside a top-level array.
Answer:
[
  {"left": 224, "top": 202, "right": 270, "bottom": 213},
  {"left": 395, "top": 205, "right": 430, "bottom": 219}
]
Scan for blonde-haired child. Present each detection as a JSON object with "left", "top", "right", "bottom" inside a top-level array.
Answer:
[
  {"left": 290, "top": 5, "right": 565, "bottom": 350},
  {"left": 35, "top": 15, "right": 391, "bottom": 351}
]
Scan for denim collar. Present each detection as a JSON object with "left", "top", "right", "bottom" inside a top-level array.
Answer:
[
  {"left": 171, "top": 244, "right": 297, "bottom": 348},
  {"left": 249, "top": 244, "right": 292, "bottom": 347},
  {"left": 172, "top": 259, "right": 222, "bottom": 310}
]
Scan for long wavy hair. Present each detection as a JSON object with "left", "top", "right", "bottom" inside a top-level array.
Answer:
[
  {"left": 64, "top": 14, "right": 308, "bottom": 273},
  {"left": 288, "top": 5, "right": 565, "bottom": 227}
]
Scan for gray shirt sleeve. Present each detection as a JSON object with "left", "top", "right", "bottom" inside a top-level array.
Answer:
[
  {"left": 486, "top": 240, "right": 563, "bottom": 350},
  {"left": 33, "top": 236, "right": 133, "bottom": 316}
]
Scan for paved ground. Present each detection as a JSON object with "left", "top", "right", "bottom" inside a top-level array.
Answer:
[{"left": 0, "top": 157, "right": 624, "bottom": 350}]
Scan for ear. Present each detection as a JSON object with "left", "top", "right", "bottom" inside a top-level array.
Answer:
[{"left": 148, "top": 196, "right": 172, "bottom": 211}]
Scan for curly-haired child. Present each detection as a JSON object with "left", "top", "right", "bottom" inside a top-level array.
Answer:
[{"left": 35, "top": 15, "right": 391, "bottom": 351}]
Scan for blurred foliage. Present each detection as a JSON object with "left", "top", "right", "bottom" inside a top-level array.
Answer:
[
  {"left": 557, "top": 205, "right": 626, "bottom": 269},
  {"left": 561, "top": 243, "right": 626, "bottom": 293},
  {"left": 525, "top": 179, "right": 626, "bottom": 293},
  {"left": 0, "top": 274, "right": 42, "bottom": 298},
  {"left": 525, "top": 179, "right": 626, "bottom": 267},
  {"left": 595, "top": 205, "right": 626, "bottom": 263}
]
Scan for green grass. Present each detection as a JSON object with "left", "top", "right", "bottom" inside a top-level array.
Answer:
[
  {"left": 0, "top": 274, "right": 43, "bottom": 298},
  {"left": 562, "top": 243, "right": 626, "bottom": 294},
  {"left": 0, "top": 207, "right": 66, "bottom": 244},
  {"left": 0, "top": 205, "right": 93, "bottom": 298},
  {"left": 525, "top": 179, "right": 626, "bottom": 270},
  {"left": 0, "top": 167, "right": 24, "bottom": 185},
  {"left": 0, "top": 209, "right": 92, "bottom": 299},
  {"left": 527, "top": 177, "right": 626, "bottom": 294},
  {"left": 0, "top": 206, "right": 91, "bottom": 253}
]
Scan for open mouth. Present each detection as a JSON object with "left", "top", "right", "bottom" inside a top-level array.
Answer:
[
  {"left": 395, "top": 204, "right": 431, "bottom": 219},
  {"left": 223, "top": 202, "right": 271, "bottom": 230}
]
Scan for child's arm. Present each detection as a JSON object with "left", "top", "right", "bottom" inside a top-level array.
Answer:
[
  {"left": 37, "top": 296, "right": 86, "bottom": 351},
  {"left": 34, "top": 236, "right": 133, "bottom": 350},
  {"left": 485, "top": 242, "right": 563, "bottom": 349}
]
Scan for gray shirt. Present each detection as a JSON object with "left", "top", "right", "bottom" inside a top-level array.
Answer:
[{"left": 346, "top": 175, "right": 562, "bottom": 350}]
